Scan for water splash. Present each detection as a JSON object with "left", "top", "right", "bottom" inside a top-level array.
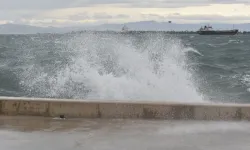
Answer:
[{"left": 19, "top": 33, "right": 204, "bottom": 102}]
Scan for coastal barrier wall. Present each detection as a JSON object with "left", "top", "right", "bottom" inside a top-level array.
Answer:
[{"left": 1, "top": 96, "right": 250, "bottom": 121}]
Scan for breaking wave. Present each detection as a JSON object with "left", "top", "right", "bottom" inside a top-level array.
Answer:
[{"left": 4, "top": 33, "right": 204, "bottom": 102}]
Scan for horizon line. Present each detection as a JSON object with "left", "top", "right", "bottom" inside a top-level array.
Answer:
[{"left": 0, "top": 21, "right": 250, "bottom": 28}]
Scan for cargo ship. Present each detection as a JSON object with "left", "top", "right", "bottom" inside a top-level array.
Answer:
[{"left": 197, "top": 25, "right": 238, "bottom": 35}]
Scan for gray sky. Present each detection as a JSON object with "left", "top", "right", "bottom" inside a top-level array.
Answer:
[{"left": 1, "top": 0, "right": 250, "bottom": 26}]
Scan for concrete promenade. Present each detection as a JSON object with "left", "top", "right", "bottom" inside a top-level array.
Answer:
[
  {"left": 1, "top": 116, "right": 250, "bottom": 150},
  {"left": 1, "top": 96, "right": 250, "bottom": 121}
]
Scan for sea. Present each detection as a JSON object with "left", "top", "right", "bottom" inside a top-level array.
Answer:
[{"left": 0, "top": 32, "right": 249, "bottom": 103}]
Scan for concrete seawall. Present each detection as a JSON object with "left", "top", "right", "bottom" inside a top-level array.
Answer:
[{"left": 1, "top": 96, "right": 250, "bottom": 121}]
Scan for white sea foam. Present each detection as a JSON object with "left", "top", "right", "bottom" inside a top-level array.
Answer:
[{"left": 20, "top": 33, "right": 204, "bottom": 102}]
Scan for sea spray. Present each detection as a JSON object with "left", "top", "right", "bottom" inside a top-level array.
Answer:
[{"left": 18, "top": 32, "right": 204, "bottom": 102}]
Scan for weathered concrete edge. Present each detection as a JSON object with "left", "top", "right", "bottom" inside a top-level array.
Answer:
[
  {"left": 0, "top": 100, "right": 2, "bottom": 114},
  {"left": 1, "top": 96, "right": 250, "bottom": 121},
  {"left": 0, "top": 96, "right": 249, "bottom": 106}
]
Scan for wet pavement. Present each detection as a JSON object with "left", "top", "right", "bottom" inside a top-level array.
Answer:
[{"left": 1, "top": 116, "right": 250, "bottom": 150}]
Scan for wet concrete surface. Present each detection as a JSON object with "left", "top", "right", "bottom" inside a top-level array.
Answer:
[{"left": 1, "top": 116, "right": 250, "bottom": 150}]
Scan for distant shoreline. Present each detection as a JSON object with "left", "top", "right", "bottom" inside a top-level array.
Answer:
[
  {"left": 1, "top": 30, "right": 250, "bottom": 35},
  {"left": 50, "top": 30, "right": 250, "bottom": 35},
  {"left": 70, "top": 30, "right": 250, "bottom": 34}
]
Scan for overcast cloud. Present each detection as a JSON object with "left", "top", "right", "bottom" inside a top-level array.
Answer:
[
  {"left": 1, "top": 0, "right": 250, "bottom": 9},
  {"left": 0, "top": 0, "right": 250, "bottom": 26},
  {"left": 142, "top": 13, "right": 250, "bottom": 21}
]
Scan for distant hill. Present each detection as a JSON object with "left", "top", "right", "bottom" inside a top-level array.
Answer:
[
  {"left": 94, "top": 21, "right": 250, "bottom": 31},
  {"left": 0, "top": 21, "right": 250, "bottom": 34},
  {"left": 0, "top": 24, "right": 68, "bottom": 34}
]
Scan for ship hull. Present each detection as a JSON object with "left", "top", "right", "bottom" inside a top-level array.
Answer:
[{"left": 197, "top": 30, "right": 238, "bottom": 35}]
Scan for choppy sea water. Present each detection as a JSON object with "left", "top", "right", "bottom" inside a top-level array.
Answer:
[{"left": 0, "top": 32, "right": 249, "bottom": 103}]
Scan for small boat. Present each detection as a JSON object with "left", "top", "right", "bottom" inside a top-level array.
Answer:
[
  {"left": 121, "top": 25, "right": 129, "bottom": 32},
  {"left": 197, "top": 25, "right": 238, "bottom": 35}
]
